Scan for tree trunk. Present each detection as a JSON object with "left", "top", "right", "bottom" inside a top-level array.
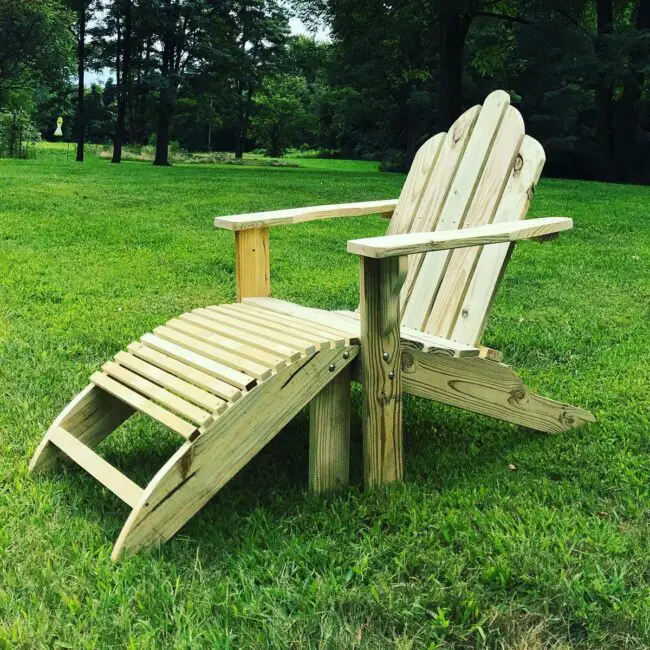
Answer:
[
  {"left": 75, "top": 3, "right": 86, "bottom": 163},
  {"left": 154, "top": 41, "right": 173, "bottom": 167},
  {"left": 113, "top": 2, "right": 132, "bottom": 164},
  {"left": 594, "top": 0, "right": 614, "bottom": 180},
  {"left": 614, "top": 0, "right": 650, "bottom": 182},
  {"left": 154, "top": 88, "right": 172, "bottom": 166},
  {"left": 234, "top": 84, "right": 254, "bottom": 159},
  {"left": 438, "top": 9, "right": 472, "bottom": 130}
]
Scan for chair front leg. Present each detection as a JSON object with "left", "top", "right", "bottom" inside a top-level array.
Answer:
[{"left": 359, "top": 255, "right": 407, "bottom": 487}]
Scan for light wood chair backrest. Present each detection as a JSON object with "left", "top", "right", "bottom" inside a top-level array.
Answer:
[{"left": 388, "top": 90, "right": 546, "bottom": 346}]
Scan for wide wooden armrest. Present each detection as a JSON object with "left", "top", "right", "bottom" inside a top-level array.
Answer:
[
  {"left": 214, "top": 199, "right": 398, "bottom": 231},
  {"left": 347, "top": 217, "right": 573, "bottom": 258}
]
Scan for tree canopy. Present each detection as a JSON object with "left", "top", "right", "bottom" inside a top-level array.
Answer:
[{"left": 2, "top": 0, "right": 650, "bottom": 182}]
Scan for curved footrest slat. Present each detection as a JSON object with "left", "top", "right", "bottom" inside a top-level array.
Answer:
[{"left": 91, "top": 372, "right": 200, "bottom": 440}]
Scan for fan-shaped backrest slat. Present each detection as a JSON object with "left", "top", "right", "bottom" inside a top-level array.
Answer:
[{"left": 384, "top": 90, "right": 546, "bottom": 346}]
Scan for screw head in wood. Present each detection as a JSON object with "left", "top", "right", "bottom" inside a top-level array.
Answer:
[
  {"left": 343, "top": 351, "right": 350, "bottom": 359},
  {"left": 383, "top": 352, "right": 390, "bottom": 361},
  {"left": 329, "top": 363, "right": 336, "bottom": 372},
  {"left": 388, "top": 370, "right": 395, "bottom": 380}
]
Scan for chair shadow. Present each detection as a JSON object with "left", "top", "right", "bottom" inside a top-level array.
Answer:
[{"left": 40, "top": 393, "right": 568, "bottom": 566}]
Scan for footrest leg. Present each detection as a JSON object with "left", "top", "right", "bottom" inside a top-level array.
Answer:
[{"left": 309, "top": 365, "right": 351, "bottom": 493}]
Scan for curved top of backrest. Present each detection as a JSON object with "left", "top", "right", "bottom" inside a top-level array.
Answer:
[{"left": 388, "top": 90, "right": 546, "bottom": 346}]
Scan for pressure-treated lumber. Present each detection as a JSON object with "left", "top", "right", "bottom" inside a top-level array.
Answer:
[
  {"left": 235, "top": 227, "right": 270, "bottom": 300},
  {"left": 91, "top": 372, "right": 199, "bottom": 440},
  {"left": 113, "top": 352, "right": 228, "bottom": 413},
  {"left": 347, "top": 217, "right": 572, "bottom": 259},
  {"left": 359, "top": 256, "right": 407, "bottom": 486},
  {"left": 140, "top": 333, "right": 256, "bottom": 390},
  {"left": 224, "top": 302, "right": 348, "bottom": 347},
  {"left": 309, "top": 366, "right": 351, "bottom": 493},
  {"left": 179, "top": 309, "right": 300, "bottom": 361},
  {"left": 400, "top": 344, "right": 596, "bottom": 433},
  {"left": 48, "top": 426, "right": 143, "bottom": 508},
  {"left": 246, "top": 297, "right": 480, "bottom": 357},
  {"left": 30, "top": 384, "right": 134, "bottom": 473},
  {"left": 102, "top": 362, "right": 211, "bottom": 425},
  {"left": 113, "top": 345, "right": 359, "bottom": 559},
  {"left": 215, "top": 199, "right": 398, "bottom": 231},
  {"left": 153, "top": 325, "right": 273, "bottom": 380},
  {"left": 127, "top": 342, "right": 242, "bottom": 402},
  {"left": 31, "top": 91, "right": 597, "bottom": 562},
  {"left": 424, "top": 106, "right": 525, "bottom": 337},
  {"left": 401, "top": 91, "right": 512, "bottom": 330},
  {"left": 202, "top": 305, "right": 321, "bottom": 352},
  {"left": 165, "top": 318, "right": 286, "bottom": 368}
]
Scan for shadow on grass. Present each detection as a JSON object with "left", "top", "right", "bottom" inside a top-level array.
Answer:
[{"left": 35, "top": 390, "right": 564, "bottom": 567}]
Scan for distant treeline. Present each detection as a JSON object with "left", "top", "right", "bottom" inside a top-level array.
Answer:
[{"left": 1, "top": 0, "right": 649, "bottom": 181}]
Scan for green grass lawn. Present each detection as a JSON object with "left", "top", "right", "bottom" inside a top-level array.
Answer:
[{"left": 1, "top": 144, "right": 649, "bottom": 648}]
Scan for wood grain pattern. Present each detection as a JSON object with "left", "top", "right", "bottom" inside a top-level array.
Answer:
[
  {"left": 141, "top": 333, "right": 257, "bottom": 390},
  {"left": 113, "top": 351, "right": 228, "bottom": 413},
  {"left": 29, "top": 384, "right": 135, "bottom": 473},
  {"left": 450, "top": 135, "right": 546, "bottom": 345},
  {"left": 48, "top": 426, "right": 143, "bottom": 508},
  {"left": 246, "top": 297, "right": 479, "bottom": 357},
  {"left": 102, "top": 361, "right": 211, "bottom": 426},
  {"left": 235, "top": 227, "right": 270, "bottom": 301},
  {"left": 424, "top": 106, "right": 525, "bottom": 337},
  {"left": 215, "top": 199, "right": 398, "bottom": 231},
  {"left": 112, "top": 345, "right": 359, "bottom": 560},
  {"left": 401, "top": 91, "right": 511, "bottom": 329},
  {"left": 166, "top": 318, "right": 287, "bottom": 368},
  {"left": 153, "top": 324, "right": 274, "bottom": 380},
  {"left": 182, "top": 311, "right": 301, "bottom": 361},
  {"left": 309, "top": 366, "right": 351, "bottom": 493},
  {"left": 359, "top": 256, "right": 407, "bottom": 486},
  {"left": 400, "top": 344, "right": 596, "bottom": 433},
  {"left": 128, "top": 342, "right": 242, "bottom": 402},
  {"left": 204, "top": 305, "right": 322, "bottom": 351},
  {"left": 398, "top": 105, "right": 481, "bottom": 306},
  {"left": 387, "top": 133, "right": 445, "bottom": 235},
  {"left": 347, "top": 217, "right": 572, "bottom": 259},
  {"left": 91, "top": 372, "right": 199, "bottom": 440}
]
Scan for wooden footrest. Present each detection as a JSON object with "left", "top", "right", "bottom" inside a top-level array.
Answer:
[{"left": 79, "top": 302, "right": 358, "bottom": 447}]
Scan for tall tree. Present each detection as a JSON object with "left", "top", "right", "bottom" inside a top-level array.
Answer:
[
  {"left": 0, "top": 0, "right": 74, "bottom": 110},
  {"left": 595, "top": 0, "right": 614, "bottom": 178},
  {"left": 69, "top": 0, "right": 95, "bottom": 162},
  {"left": 149, "top": 0, "right": 204, "bottom": 166},
  {"left": 227, "top": 0, "right": 289, "bottom": 158}
]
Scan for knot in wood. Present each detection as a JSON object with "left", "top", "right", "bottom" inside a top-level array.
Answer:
[
  {"left": 527, "top": 183, "right": 536, "bottom": 201},
  {"left": 461, "top": 308, "right": 469, "bottom": 318},
  {"left": 508, "top": 388, "right": 526, "bottom": 405},
  {"left": 513, "top": 154, "right": 524, "bottom": 173},
  {"left": 401, "top": 351, "right": 414, "bottom": 371},
  {"left": 558, "top": 411, "right": 575, "bottom": 427}
]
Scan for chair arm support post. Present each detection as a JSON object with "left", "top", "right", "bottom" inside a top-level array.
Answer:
[
  {"left": 234, "top": 227, "right": 270, "bottom": 301},
  {"left": 359, "top": 255, "right": 408, "bottom": 487}
]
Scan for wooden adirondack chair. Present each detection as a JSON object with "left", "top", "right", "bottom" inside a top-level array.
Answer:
[{"left": 30, "top": 90, "right": 594, "bottom": 560}]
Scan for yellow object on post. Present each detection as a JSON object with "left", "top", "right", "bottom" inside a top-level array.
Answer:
[{"left": 54, "top": 116, "right": 63, "bottom": 137}]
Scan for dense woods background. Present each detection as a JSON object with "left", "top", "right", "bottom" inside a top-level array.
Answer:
[{"left": 1, "top": 0, "right": 649, "bottom": 181}]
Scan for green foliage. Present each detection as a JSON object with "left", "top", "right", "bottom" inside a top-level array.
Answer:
[
  {"left": 0, "top": 111, "right": 40, "bottom": 158},
  {"left": 0, "top": 0, "right": 75, "bottom": 110},
  {"left": 250, "top": 74, "right": 313, "bottom": 156},
  {"left": 0, "top": 148, "right": 649, "bottom": 646}
]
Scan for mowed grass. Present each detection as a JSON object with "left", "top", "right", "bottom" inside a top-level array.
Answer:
[{"left": 1, "top": 143, "right": 649, "bottom": 649}]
